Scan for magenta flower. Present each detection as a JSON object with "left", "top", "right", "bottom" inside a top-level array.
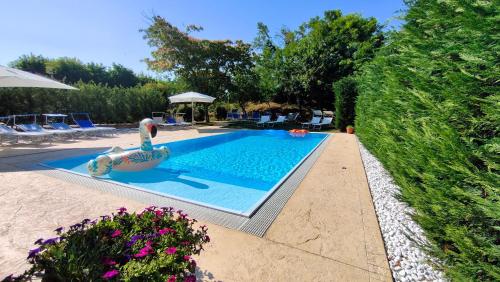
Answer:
[
  {"left": 155, "top": 210, "right": 163, "bottom": 217},
  {"left": 184, "top": 275, "right": 196, "bottom": 282},
  {"left": 102, "top": 269, "right": 119, "bottom": 280},
  {"left": 102, "top": 257, "right": 117, "bottom": 266},
  {"left": 111, "top": 230, "right": 122, "bottom": 238},
  {"left": 181, "top": 241, "right": 190, "bottom": 246},
  {"left": 134, "top": 242, "right": 153, "bottom": 258},
  {"left": 204, "top": 235, "right": 210, "bottom": 242},
  {"left": 117, "top": 207, "right": 127, "bottom": 215},
  {"left": 183, "top": 255, "right": 190, "bottom": 261},
  {"left": 158, "top": 228, "right": 176, "bottom": 235},
  {"left": 167, "top": 275, "right": 176, "bottom": 282},
  {"left": 165, "top": 247, "right": 177, "bottom": 255}
]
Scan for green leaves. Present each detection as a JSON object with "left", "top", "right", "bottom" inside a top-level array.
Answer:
[{"left": 356, "top": 0, "right": 499, "bottom": 280}]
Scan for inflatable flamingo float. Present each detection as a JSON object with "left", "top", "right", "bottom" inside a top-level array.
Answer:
[{"left": 87, "top": 118, "right": 170, "bottom": 176}]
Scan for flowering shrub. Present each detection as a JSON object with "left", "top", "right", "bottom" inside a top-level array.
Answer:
[{"left": 5, "top": 206, "right": 209, "bottom": 281}]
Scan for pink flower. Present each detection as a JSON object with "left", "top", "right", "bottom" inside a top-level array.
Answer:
[
  {"left": 183, "top": 255, "right": 191, "bottom": 261},
  {"left": 134, "top": 241, "right": 153, "bottom": 258},
  {"left": 184, "top": 275, "right": 196, "bottom": 282},
  {"left": 158, "top": 228, "right": 176, "bottom": 235},
  {"left": 155, "top": 210, "right": 163, "bottom": 217},
  {"left": 111, "top": 230, "right": 122, "bottom": 238},
  {"left": 165, "top": 247, "right": 177, "bottom": 255},
  {"left": 102, "top": 269, "right": 119, "bottom": 279},
  {"left": 167, "top": 275, "right": 176, "bottom": 282},
  {"left": 181, "top": 241, "right": 190, "bottom": 246},
  {"left": 102, "top": 257, "right": 117, "bottom": 266}
]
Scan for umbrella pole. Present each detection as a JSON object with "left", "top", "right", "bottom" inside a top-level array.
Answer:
[{"left": 191, "top": 101, "right": 194, "bottom": 125}]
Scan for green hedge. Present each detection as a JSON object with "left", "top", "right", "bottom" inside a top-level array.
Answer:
[
  {"left": 0, "top": 83, "right": 166, "bottom": 124},
  {"left": 334, "top": 76, "right": 357, "bottom": 130},
  {"left": 356, "top": 0, "right": 499, "bottom": 280}
]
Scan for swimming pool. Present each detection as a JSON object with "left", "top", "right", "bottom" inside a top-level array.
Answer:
[{"left": 43, "top": 130, "right": 328, "bottom": 216}]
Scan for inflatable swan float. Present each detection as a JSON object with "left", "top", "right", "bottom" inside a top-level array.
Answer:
[{"left": 87, "top": 118, "right": 169, "bottom": 176}]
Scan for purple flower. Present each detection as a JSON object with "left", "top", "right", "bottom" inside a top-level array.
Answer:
[
  {"left": 27, "top": 247, "right": 41, "bottom": 259},
  {"left": 145, "top": 205, "right": 157, "bottom": 212},
  {"left": 184, "top": 275, "right": 196, "bottom": 282},
  {"left": 100, "top": 215, "right": 110, "bottom": 221},
  {"left": 34, "top": 238, "right": 44, "bottom": 245},
  {"left": 102, "top": 269, "right": 119, "bottom": 280},
  {"left": 117, "top": 207, "right": 127, "bottom": 215},
  {"left": 42, "top": 237, "right": 58, "bottom": 245},
  {"left": 126, "top": 234, "right": 143, "bottom": 247},
  {"left": 54, "top": 227, "right": 64, "bottom": 233},
  {"left": 81, "top": 218, "right": 91, "bottom": 224},
  {"left": 110, "top": 230, "right": 122, "bottom": 238},
  {"left": 165, "top": 247, "right": 177, "bottom": 255}
]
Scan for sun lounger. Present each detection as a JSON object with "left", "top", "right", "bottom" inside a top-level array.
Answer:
[
  {"left": 267, "top": 115, "right": 286, "bottom": 127},
  {"left": 0, "top": 124, "right": 52, "bottom": 144},
  {"left": 312, "top": 117, "right": 333, "bottom": 130},
  {"left": 248, "top": 111, "right": 260, "bottom": 121},
  {"left": 256, "top": 115, "right": 271, "bottom": 127},
  {"left": 301, "top": 116, "right": 321, "bottom": 129},
  {"left": 285, "top": 112, "right": 300, "bottom": 122},
  {"left": 70, "top": 113, "right": 116, "bottom": 135},
  {"left": 16, "top": 123, "right": 75, "bottom": 139}
]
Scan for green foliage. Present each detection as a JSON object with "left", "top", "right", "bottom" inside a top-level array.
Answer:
[
  {"left": 356, "top": 0, "right": 499, "bottom": 280},
  {"left": 254, "top": 10, "right": 383, "bottom": 109},
  {"left": 8, "top": 53, "right": 47, "bottom": 74},
  {"left": 334, "top": 76, "right": 357, "bottom": 130},
  {"left": 9, "top": 206, "right": 208, "bottom": 281},
  {"left": 0, "top": 83, "right": 166, "bottom": 124},
  {"left": 10, "top": 54, "right": 149, "bottom": 87},
  {"left": 215, "top": 106, "right": 228, "bottom": 120},
  {"left": 142, "top": 16, "right": 254, "bottom": 100}
]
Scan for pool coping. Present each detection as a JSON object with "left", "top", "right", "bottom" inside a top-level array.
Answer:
[{"left": 36, "top": 131, "right": 331, "bottom": 237}]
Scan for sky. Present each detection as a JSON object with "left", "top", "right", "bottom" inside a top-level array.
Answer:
[{"left": 0, "top": 0, "right": 405, "bottom": 76}]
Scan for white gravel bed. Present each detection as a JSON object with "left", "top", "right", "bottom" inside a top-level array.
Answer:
[{"left": 358, "top": 141, "right": 447, "bottom": 281}]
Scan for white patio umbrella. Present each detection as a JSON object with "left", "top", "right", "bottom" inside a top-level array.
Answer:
[
  {"left": 168, "top": 92, "right": 216, "bottom": 125},
  {"left": 0, "top": 65, "right": 78, "bottom": 90}
]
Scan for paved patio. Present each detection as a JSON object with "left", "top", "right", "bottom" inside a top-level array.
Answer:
[{"left": 0, "top": 126, "right": 391, "bottom": 281}]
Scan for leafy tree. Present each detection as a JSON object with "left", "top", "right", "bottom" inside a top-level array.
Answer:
[
  {"left": 46, "top": 57, "right": 91, "bottom": 84},
  {"left": 142, "top": 16, "right": 254, "bottom": 99},
  {"left": 86, "top": 62, "right": 109, "bottom": 85},
  {"left": 254, "top": 10, "right": 383, "bottom": 109},
  {"left": 9, "top": 54, "right": 48, "bottom": 75},
  {"left": 334, "top": 76, "right": 357, "bottom": 130},
  {"left": 107, "top": 63, "right": 138, "bottom": 87}
]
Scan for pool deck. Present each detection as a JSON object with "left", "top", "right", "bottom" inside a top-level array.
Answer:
[{"left": 0, "top": 126, "right": 392, "bottom": 281}]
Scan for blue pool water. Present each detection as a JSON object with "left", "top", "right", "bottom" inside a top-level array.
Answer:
[{"left": 44, "top": 130, "right": 328, "bottom": 215}]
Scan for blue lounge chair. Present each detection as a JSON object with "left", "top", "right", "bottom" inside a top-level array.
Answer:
[{"left": 70, "top": 113, "right": 116, "bottom": 135}]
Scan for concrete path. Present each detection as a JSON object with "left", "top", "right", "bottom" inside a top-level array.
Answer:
[{"left": 0, "top": 128, "right": 391, "bottom": 281}]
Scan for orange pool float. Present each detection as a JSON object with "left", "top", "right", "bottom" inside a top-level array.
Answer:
[{"left": 289, "top": 129, "right": 309, "bottom": 137}]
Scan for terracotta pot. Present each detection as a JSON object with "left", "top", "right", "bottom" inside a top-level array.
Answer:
[{"left": 346, "top": 127, "right": 354, "bottom": 134}]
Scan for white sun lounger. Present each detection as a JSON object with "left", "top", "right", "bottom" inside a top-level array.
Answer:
[
  {"left": 256, "top": 115, "right": 271, "bottom": 127},
  {"left": 301, "top": 116, "right": 321, "bottom": 129},
  {"left": 312, "top": 117, "right": 333, "bottom": 130},
  {"left": 0, "top": 124, "right": 52, "bottom": 144},
  {"left": 267, "top": 115, "right": 286, "bottom": 127}
]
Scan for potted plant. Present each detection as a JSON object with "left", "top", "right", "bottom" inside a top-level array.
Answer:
[{"left": 346, "top": 125, "right": 354, "bottom": 134}]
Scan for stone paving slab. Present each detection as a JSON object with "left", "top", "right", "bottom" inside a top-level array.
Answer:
[{"left": 0, "top": 127, "right": 391, "bottom": 281}]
